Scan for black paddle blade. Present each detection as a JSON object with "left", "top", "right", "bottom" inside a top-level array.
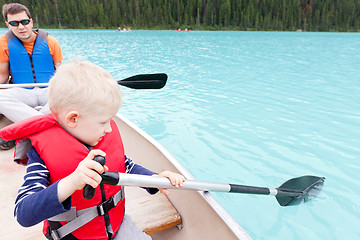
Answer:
[
  {"left": 118, "top": 73, "right": 167, "bottom": 89},
  {"left": 275, "top": 175, "right": 325, "bottom": 206}
]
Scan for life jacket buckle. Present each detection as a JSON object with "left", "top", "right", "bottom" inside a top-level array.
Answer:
[
  {"left": 97, "top": 196, "right": 115, "bottom": 216},
  {"left": 50, "top": 229, "right": 61, "bottom": 240}
]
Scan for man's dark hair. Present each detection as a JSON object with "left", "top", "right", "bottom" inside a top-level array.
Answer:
[{"left": 2, "top": 3, "right": 31, "bottom": 21}]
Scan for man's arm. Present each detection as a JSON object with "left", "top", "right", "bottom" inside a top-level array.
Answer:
[
  {"left": 54, "top": 62, "right": 61, "bottom": 70},
  {"left": 0, "top": 62, "right": 10, "bottom": 84},
  {"left": 47, "top": 35, "right": 63, "bottom": 69}
]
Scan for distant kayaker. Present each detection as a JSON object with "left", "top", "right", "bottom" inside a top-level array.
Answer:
[
  {"left": 0, "top": 60, "right": 185, "bottom": 239},
  {"left": 0, "top": 3, "right": 63, "bottom": 150}
]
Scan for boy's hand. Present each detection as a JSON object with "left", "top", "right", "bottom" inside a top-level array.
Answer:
[
  {"left": 155, "top": 171, "right": 186, "bottom": 196},
  {"left": 58, "top": 149, "right": 108, "bottom": 202}
]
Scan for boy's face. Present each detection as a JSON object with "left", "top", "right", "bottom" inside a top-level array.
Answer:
[{"left": 68, "top": 111, "right": 116, "bottom": 146}]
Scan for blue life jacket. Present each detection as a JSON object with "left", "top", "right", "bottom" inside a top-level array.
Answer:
[{"left": 5, "top": 29, "right": 55, "bottom": 85}]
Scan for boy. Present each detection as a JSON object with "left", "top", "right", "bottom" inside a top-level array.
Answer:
[{"left": 0, "top": 60, "right": 185, "bottom": 239}]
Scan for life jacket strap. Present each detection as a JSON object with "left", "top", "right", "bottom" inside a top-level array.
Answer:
[{"left": 48, "top": 187, "right": 124, "bottom": 240}]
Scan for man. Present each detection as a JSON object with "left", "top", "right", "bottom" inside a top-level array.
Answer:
[{"left": 0, "top": 3, "right": 63, "bottom": 150}]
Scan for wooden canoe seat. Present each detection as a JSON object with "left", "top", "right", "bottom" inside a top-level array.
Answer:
[{"left": 125, "top": 187, "right": 182, "bottom": 235}]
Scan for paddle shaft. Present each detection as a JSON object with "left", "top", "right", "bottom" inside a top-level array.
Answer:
[
  {"left": 0, "top": 73, "right": 167, "bottom": 89},
  {"left": 0, "top": 83, "right": 49, "bottom": 88},
  {"left": 84, "top": 156, "right": 323, "bottom": 206},
  {"left": 101, "top": 172, "right": 297, "bottom": 196}
]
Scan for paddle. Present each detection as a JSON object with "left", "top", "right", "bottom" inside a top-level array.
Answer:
[
  {"left": 0, "top": 73, "right": 168, "bottom": 90},
  {"left": 83, "top": 157, "right": 324, "bottom": 206},
  {"left": 99, "top": 172, "right": 324, "bottom": 206}
]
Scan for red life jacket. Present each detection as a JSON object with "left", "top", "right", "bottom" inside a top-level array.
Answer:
[{"left": 0, "top": 113, "right": 125, "bottom": 239}]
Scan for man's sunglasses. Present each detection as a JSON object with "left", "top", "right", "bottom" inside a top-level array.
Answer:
[{"left": 7, "top": 19, "right": 31, "bottom": 27}]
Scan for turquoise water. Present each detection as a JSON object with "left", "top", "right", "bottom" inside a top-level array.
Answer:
[{"left": 4, "top": 29, "right": 359, "bottom": 239}]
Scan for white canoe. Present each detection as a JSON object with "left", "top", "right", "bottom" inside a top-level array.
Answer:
[{"left": 0, "top": 114, "right": 251, "bottom": 240}]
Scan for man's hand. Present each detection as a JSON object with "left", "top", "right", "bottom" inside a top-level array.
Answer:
[{"left": 0, "top": 62, "right": 10, "bottom": 84}]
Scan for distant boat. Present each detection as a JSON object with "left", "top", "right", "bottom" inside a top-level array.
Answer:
[
  {"left": 176, "top": 29, "right": 190, "bottom": 32},
  {"left": 116, "top": 29, "right": 132, "bottom": 32}
]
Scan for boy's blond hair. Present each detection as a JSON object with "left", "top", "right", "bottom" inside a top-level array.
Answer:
[{"left": 48, "top": 60, "right": 122, "bottom": 117}]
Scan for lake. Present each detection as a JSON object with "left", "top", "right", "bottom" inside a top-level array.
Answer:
[{"left": 3, "top": 28, "right": 359, "bottom": 239}]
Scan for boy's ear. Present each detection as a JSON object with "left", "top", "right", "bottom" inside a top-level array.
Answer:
[{"left": 65, "top": 111, "right": 80, "bottom": 128}]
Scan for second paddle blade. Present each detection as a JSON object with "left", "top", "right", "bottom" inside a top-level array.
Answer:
[{"left": 118, "top": 73, "right": 168, "bottom": 89}]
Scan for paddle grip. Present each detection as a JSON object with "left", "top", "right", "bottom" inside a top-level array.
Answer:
[{"left": 82, "top": 156, "right": 106, "bottom": 200}]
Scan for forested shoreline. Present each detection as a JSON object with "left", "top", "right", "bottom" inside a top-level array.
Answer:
[{"left": 1, "top": 0, "right": 359, "bottom": 32}]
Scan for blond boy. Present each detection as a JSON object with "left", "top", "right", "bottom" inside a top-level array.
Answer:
[{"left": 0, "top": 60, "right": 184, "bottom": 240}]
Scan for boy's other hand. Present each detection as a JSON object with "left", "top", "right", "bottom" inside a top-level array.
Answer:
[{"left": 155, "top": 171, "right": 186, "bottom": 196}]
